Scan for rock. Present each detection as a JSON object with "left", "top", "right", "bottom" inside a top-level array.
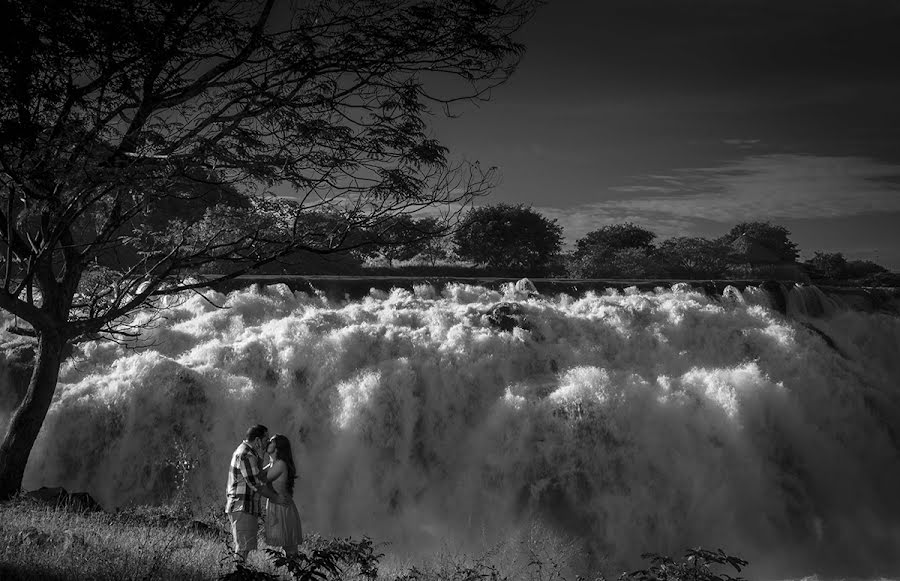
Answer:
[
  {"left": 61, "top": 529, "right": 87, "bottom": 551},
  {"left": 759, "top": 280, "right": 788, "bottom": 315},
  {"left": 18, "top": 527, "right": 51, "bottom": 547},
  {"left": 26, "top": 486, "right": 103, "bottom": 513},
  {"left": 514, "top": 277, "right": 539, "bottom": 297},
  {"left": 485, "top": 302, "right": 531, "bottom": 332}
]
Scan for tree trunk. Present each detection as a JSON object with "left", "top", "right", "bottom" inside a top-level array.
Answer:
[{"left": 0, "top": 332, "right": 66, "bottom": 500}]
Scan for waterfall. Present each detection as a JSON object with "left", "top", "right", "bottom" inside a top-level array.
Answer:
[{"left": 2, "top": 281, "right": 899, "bottom": 578}]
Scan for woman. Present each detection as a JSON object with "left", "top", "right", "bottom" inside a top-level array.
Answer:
[{"left": 262, "top": 434, "right": 303, "bottom": 554}]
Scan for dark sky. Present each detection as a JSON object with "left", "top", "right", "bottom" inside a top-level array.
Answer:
[{"left": 434, "top": 0, "right": 900, "bottom": 268}]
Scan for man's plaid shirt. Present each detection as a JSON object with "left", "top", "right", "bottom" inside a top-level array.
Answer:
[{"left": 225, "top": 441, "right": 264, "bottom": 515}]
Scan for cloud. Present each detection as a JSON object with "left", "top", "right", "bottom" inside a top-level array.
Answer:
[
  {"left": 722, "top": 138, "right": 762, "bottom": 150},
  {"left": 537, "top": 154, "right": 900, "bottom": 247},
  {"left": 534, "top": 205, "right": 699, "bottom": 249},
  {"left": 601, "top": 154, "right": 900, "bottom": 222}
]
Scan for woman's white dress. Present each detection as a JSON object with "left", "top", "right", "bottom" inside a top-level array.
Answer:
[{"left": 265, "top": 464, "right": 303, "bottom": 547}]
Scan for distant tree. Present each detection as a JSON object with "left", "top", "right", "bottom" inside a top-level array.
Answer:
[
  {"left": 806, "top": 252, "right": 849, "bottom": 280},
  {"left": 845, "top": 258, "right": 888, "bottom": 280},
  {"left": 805, "top": 251, "right": 889, "bottom": 281},
  {"left": 720, "top": 222, "right": 799, "bottom": 265},
  {"left": 569, "top": 223, "right": 659, "bottom": 278},
  {"left": 453, "top": 204, "right": 563, "bottom": 273},
  {"left": 361, "top": 215, "right": 422, "bottom": 267},
  {"left": 412, "top": 217, "right": 452, "bottom": 267},
  {"left": 361, "top": 215, "right": 451, "bottom": 267},
  {"left": 573, "top": 223, "right": 657, "bottom": 259},
  {"left": 657, "top": 236, "right": 732, "bottom": 279},
  {"left": 0, "top": 0, "right": 539, "bottom": 499},
  {"left": 568, "top": 247, "right": 664, "bottom": 278}
]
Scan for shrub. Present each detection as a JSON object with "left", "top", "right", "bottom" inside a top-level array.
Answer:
[{"left": 621, "top": 548, "right": 748, "bottom": 581}]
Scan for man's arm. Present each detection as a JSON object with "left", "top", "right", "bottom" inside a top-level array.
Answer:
[{"left": 239, "top": 453, "right": 283, "bottom": 502}]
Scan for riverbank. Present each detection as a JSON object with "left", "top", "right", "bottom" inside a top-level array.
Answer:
[{"left": 0, "top": 497, "right": 616, "bottom": 581}]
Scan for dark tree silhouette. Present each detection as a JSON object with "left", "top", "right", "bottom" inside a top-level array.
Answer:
[
  {"left": 569, "top": 223, "right": 659, "bottom": 278},
  {"left": 573, "top": 222, "right": 657, "bottom": 259},
  {"left": 453, "top": 203, "right": 563, "bottom": 273},
  {"left": 0, "top": 0, "right": 540, "bottom": 498},
  {"left": 360, "top": 214, "right": 434, "bottom": 267},
  {"left": 720, "top": 222, "right": 799, "bottom": 265},
  {"left": 657, "top": 236, "right": 732, "bottom": 279}
]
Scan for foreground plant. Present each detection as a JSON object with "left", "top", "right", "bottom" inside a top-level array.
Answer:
[
  {"left": 218, "top": 535, "right": 381, "bottom": 581},
  {"left": 622, "top": 548, "right": 748, "bottom": 581}
]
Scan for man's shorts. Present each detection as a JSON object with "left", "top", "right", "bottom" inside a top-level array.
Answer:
[{"left": 228, "top": 511, "right": 259, "bottom": 552}]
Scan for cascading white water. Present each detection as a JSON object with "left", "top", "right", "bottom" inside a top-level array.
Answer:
[{"left": 2, "top": 282, "right": 899, "bottom": 578}]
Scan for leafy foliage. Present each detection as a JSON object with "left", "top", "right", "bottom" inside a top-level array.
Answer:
[
  {"left": 656, "top": 237, "right": 733, "bottom": 279},
  {"left": 574, "top": 223, "right": 657, "bottom": 258},
  {"left": 453, "top": 203, "right": 564, "bottom": 273},
  {"left": 720, "top": 222, "right": 798, "bottom": 264},
  {"left": 218, "top": 535, "right": 382, "bottom": 581},
  {"left": 622, "top": 548, "right": 748, "bottom": 581},
  {"left": 569, "top": 223, "right": 660, "bottom": 278},
  {"left": 361, "top": 215, "right": 449, "bottom": 267}
]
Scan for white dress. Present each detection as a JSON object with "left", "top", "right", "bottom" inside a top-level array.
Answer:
[{"left": 264, "top": 462, "right": 303, "bottom": 547}]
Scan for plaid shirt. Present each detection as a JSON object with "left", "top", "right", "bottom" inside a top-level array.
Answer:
[{"left": 225, "top": 441, "right": 265, "bottom": 516}]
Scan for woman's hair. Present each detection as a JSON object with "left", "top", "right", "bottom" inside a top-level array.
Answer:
[{"left": 269, "top": 434, "right": 297, "bottom": 496}]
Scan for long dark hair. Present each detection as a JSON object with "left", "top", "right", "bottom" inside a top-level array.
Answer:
[{"left": 269, "top": 434, "right": 297, "bottom": 496}]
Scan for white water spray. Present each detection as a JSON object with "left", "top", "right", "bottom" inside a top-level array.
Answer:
[{"left": 2, "top": 282, "right": 899, "bottom": 578}]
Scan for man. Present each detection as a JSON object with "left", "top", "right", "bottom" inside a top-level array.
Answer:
[{"left": 225, "top": 424, "right": 282, "bottom": 562}]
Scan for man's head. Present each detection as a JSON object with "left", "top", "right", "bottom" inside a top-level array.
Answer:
[{"left": 245, "top": 424, "right": 269, "bottom": 454}]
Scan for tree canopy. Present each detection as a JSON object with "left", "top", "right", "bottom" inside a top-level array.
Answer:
[
  {"left": 453, "top": 203, "right": 562, "bottom": 273},
  {"left": 569, "top": 223, "right": 659, "bottom": 278},
  {"left": 0, "top": 0, "right": 540, "bottom": 499},
  {"left": 720, "top": 222, "right": 799, "bottom": 264},
  {"left": 573, "top": 223, "right": 657, "bottom": 259}
]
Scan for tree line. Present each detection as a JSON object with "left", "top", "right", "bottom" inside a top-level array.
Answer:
[{"left": 349, "top": 203, "right": 895, "bottom": 283}]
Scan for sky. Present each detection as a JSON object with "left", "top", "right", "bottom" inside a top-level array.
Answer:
[{"left": 431, "top": 0, "right": 900, "bottom": 269}]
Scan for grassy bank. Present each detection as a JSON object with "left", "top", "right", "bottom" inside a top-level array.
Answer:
[
  {"left": 0, "top": 497, "right": 596, "bottom": 581},
  {"left": 0, "top": 497, "right": 751, "bottom": 581}
]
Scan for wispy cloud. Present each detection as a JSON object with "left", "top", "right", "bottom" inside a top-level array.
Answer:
[
  {"left": 608, "top": 185, "right": 681, "bottom": 195},
  {"left": 538, "top": 154, "right": 900, "bottom": 247},
  {"left": 604, "top": 154, "right": 900, "bottom": 221}
]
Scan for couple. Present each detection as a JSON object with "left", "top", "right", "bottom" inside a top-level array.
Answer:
[{"left": 225, "top": 424, "right": 304, "bottom": 561}]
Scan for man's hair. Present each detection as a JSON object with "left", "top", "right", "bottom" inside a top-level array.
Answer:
[{"left": 245, "top": 424, "right": 268, "bottom": 441}]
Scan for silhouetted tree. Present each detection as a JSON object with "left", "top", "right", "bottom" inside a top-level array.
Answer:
[
  {"left": 806, "top": 251, "right": 850, "bottom": 280},
  {"left": 361, "top": 214, "right": 431, "bottom": 267},
  {"left": 657, "top": 236, "right": 732, "bottom": 279},
  {"left": 0, "top": 0, "right": 539, "bottom": 499},
  {"left": 806, "top": 251, "right": 889, "bottom": 281},
  {"left": 453, "top": 204, "right": 563, "bottom": 273},
  {"left": 569, "top": 223, "right": 659, "bottom": 278},
  {"left": 411, "top": 217, "right": 452, "bottom": 266},
  {"left": 573, "top": 222, "right": 657, "bottom": 259},
  {"left": 720, "top": 222, "right": 798, "bottom": 265},
  {"left": 845, "top": 258, "right": 888, "bottom": 280}
]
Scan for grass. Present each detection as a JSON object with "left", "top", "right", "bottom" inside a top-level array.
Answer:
[
  {"left": 0, "top": 497, "right": 747, "bottom": 581},
  {"left": 0, "top": 496, "right": 600, "bottom": 581},
  {"left": 0, "top": 497, "right": 233, "bottom": 580}
]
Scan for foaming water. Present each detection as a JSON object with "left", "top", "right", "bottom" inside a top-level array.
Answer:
[{"left": 2, "top": 282, "right": 900, "bottom": 578}]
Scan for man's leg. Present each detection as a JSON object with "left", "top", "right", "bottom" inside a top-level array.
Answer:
[{"left": 228, "top": 511, "right": 258, "bottom": 563}]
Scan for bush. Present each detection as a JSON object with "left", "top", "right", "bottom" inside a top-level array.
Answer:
[{"left": 621, "top": 548, "right": 748, "bottom": 581}]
